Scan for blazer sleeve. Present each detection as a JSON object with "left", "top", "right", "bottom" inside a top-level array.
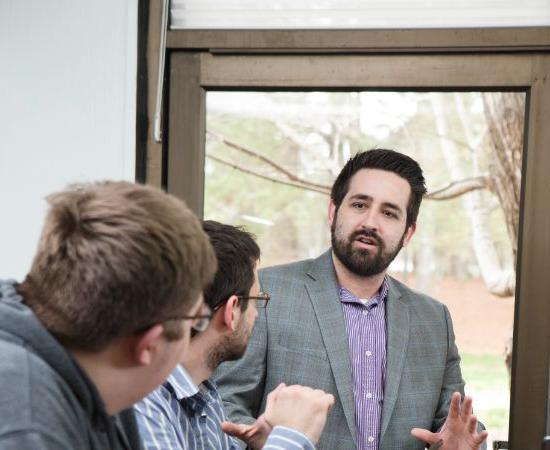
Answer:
[{"left": 213, "top": 300, "right": 269, "bottom": 431}]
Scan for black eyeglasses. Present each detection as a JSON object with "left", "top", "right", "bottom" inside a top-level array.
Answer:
[
  {"left": 160, "top": 303, "right": 213, "bottom": 333},
  {"left": 181, "top": 303, "right": 213, "bottom": 332},
  {"left": 153, "top": 292, "right": 271, "bottom": 336},
  {"left": 134, "top": 303, "right": 213, "bottom": 335},
  {"left": 237, "top": 291, "right": 270, "bottom": 308}
]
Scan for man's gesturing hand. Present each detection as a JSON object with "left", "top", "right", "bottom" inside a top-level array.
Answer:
[{"left": 411, "top": 392, "right": 488, "bottom": 450}]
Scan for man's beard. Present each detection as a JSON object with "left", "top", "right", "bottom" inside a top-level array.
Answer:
[
  {"left": 331, "top": 216, "right": 406, "bottom": 277},
  {"left": 206, "top": 318, "right": 250, "bottom": 370}
]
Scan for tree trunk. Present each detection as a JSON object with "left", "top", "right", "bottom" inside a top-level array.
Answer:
[
  {"left": 482, "top": 92, "right": 524, "bottom": 263},
  {"left": 481, "top": 92, "right": 525, "bottom": 378},
  {"left": 430, "top": 93, "right": 515, "bottom": 297}
]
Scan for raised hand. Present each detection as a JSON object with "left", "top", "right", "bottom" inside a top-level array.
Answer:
[{"left": 411, "top": 392, "right": 488, "bottom": 450}]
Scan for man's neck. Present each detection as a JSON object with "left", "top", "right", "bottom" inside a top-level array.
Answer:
[
  {"left": 70, "top": 345, "right": 133, "bottom": 416},
  {"left": 331, "top": 251, "right": 386, "bottom": 299},
  {"left": 181, "top": 333, "right": 215, "bottom": 385}
]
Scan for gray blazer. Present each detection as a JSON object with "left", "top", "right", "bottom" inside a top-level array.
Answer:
[{"left": 214, "top": 250, "right": 469, "bottom": 449}]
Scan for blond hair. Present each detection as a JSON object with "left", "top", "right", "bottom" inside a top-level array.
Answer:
[{"left": 19, "top": 181, "right": 216, "bottom": 351}]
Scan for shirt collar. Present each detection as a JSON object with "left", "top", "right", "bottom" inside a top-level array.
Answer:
[
  {"left": 164, "top": 365, "right": 199, "bottom": 401},
  {"left": 340, "top": 276, "right": 389, "bottom": 307},
  {"left": 164, "top": 365, "right": 220, "bottom": 414}
]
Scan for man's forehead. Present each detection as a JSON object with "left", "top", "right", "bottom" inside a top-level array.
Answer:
[{"left": 346, "top": 169, "right": 410, "bottom": 207}]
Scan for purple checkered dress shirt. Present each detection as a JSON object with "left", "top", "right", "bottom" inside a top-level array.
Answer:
[{"left": 340, "top": 278, "right": 388, "bottom": 450}]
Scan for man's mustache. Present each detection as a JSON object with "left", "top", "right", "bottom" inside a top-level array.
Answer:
[{"left": 350, "top": 229, "right": 383, "bottom": 247}]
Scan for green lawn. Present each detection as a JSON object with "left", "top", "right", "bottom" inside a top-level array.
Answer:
[{"left": 460, "top": 353, "right": 510, "bottom": 441}]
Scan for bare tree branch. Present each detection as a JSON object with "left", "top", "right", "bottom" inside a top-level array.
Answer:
[
  {"left": 426, "top": 176, "right": 491, "bottom": 200},
  {"left": 209, "top": 131, "right": 495, "bottom": 202},
  {"left": 206, "top": 154, "right": 330, "bottom": 195},
  {"left": 207, "top": 131, "right": 331, "bottom": 191},
  {"left": 273, "top": 120, "right": 312, "bottom": 150}
]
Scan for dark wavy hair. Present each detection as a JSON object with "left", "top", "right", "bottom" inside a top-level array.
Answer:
[
  {"left": 331, "top": 148, "right": 427, "bottom": 228},
  {"left": 202, "top": 220, "right": 260, "bottom": 312}
]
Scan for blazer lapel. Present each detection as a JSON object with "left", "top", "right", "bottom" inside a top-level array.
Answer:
[
  {"left": 379, "top": 278, "right": 410, "bottom": 444},
  {"left": 305, "top": 250, "right": 356, "bottom": 442}
]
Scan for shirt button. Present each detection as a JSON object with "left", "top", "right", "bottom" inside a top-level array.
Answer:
[
  {"left": 366, "top": 392, "right": 373, "bottom": 399},
  {"left": 362, "top": 310, "right": 369, "bottom": 316},
  {"left": 366, "top": 350, "right": 372, "bottom": 356},
  {"left": 368, "top": 436, "right": 375, "bottom": 442}
]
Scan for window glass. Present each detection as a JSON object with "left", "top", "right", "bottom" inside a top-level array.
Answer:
[{"left": 205, "top": 90, "right": 525, "bottom": 446}]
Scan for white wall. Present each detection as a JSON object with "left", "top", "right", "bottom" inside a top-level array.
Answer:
[{"left": 0, "top": 0, "right": 138, "bottom": 280}]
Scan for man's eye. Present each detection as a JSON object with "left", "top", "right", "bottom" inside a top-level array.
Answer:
[
  {"left": 383, "top": 211, "right": 398, "bottom": 219},
  {"left": 352, "top": 202, "right": 365, "bottom": 209}
]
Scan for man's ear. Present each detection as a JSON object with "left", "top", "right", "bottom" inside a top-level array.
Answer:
[
  {"left": 220, "top": 295, "right": 241, "bottom": 332},
  {"left": 133, "top": 324, "right": 165, "bottom": 366},
  {"left": 328, "top": 199, "right": 337, "bottom": 225},
  {"left": 402, "top": 223, "right": 416, "bottom": 247}
]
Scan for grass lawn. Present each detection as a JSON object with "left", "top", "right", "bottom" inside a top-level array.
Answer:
[{"left": 460, "top": 353, "right": 510, "bottom": 443}]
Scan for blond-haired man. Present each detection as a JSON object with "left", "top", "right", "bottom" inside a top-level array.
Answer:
[{"left": 0, "top": 181, "right": 216, "bottom": 449}]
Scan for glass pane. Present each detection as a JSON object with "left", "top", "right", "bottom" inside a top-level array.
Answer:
[
  {"left": 171, "top": 0, "right": 550, "bottom": 29},
  {"left": 205, "top": 90, "right": 525, "bottom": 447}
]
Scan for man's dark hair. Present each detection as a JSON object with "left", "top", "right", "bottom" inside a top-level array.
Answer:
[
  {"left": 330, "top": 149, "right": 427, "bottom": 227},
  {"left": 202, "top": 221, "right": 260, "bottom": 312}
]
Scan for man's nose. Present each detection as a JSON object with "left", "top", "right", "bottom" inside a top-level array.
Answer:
[{"left": 359, "top": 209, "right": 379, "bottom": 231}]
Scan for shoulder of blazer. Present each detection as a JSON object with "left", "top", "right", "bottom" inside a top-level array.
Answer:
[
  {"left": 387, "top": 275, "right": 447, "bottom": 313},
  {"left": 259, "top": 249, "right": 333, "bottom": 284}
]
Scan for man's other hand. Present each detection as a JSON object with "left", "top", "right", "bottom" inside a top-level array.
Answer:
[{"left": 411, "top": 392, "right": 488, "bottom": 450}]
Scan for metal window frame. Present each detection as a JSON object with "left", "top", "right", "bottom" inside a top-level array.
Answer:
[{"left": 147, "top": 26, "right": 550, "bottom": 450}]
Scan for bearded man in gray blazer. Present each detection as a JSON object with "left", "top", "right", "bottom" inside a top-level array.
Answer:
[{"left": 214, "top": 149, "right": 487, "bottom": 450}]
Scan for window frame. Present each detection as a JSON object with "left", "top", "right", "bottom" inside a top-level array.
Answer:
[{"left": 153, "top": 27, "right": 550, "bottom": 450}]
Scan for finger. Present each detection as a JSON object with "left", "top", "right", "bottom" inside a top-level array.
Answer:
[
  {"left": 275, "top": 382, "right": 287, "bottom": 394},
  {"left": 221, "top": 421, "right": 251, "bottom": 438},
  {"left": 308, "top": 388, "right": 335, "bottom": 411},
  {"left": 461, "top": 395, "right": 473, "bottom": 421},
  {"left": 475, "top": 430, "right": 489, "bottom": 445},
  {"left": 271, "top": 382, "right": 287, "bottom": 395},
  {"left": 312, "top": 388, "right": 326, "bottom": 398},
  {"left": 288, "top": 384, "right": 313, "bottom": 394},
  {"left": 448, "top": 392, "right": 461, "bottom": 419},
  {"left": 311, "top": 388, "right": 330, "bottom": 399},
  {"left": 325, "top": 393, "right": 335, "bottom": 409},
  {"left": 243, "top": 425, "right": 260, "bottom": 439},
  {"left": 265, "top": 382, "right": 287, "bottom": 410},
  {"left": 467, "top": 415, "right": 477, "bottom": 434},
  {"left": 410, "top": 428, "right": 439, "bottom": 445}
]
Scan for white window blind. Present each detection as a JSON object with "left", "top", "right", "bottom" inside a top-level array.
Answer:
[{"left": 170, "top": 0, "right": 550, "bottom": 29}]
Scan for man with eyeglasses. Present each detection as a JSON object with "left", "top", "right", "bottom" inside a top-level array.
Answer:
[
  {"left": 134, "top": 220, "right": 334, "bottom": 450},
  {"left": 0, "top": 181, "right": 217, "bottom": 450}
]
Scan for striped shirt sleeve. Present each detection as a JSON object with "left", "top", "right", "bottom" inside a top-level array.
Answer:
[{"left": 263, "top": 426, "right": 315, "bottom": 450}]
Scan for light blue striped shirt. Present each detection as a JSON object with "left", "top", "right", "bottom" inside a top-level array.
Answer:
[{"left": 135, "top": 365, "right": 315, "bottom": 450}]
